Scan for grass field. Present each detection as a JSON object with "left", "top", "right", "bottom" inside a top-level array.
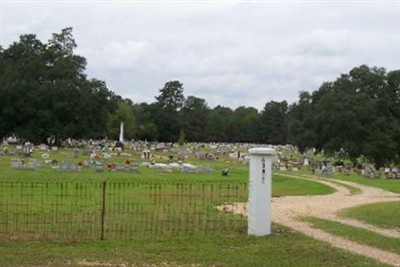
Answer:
[
  {"left": 0, "top": 224, "right": 389, "bottom": 267},
  {"left": 322, "top": 179, "right": 362, "bottom": 195},
  {"left": 273, "top": 173, "right": 335, "bottom": 196},
  {"left": 0, "top": 146, "right": 398, "bottom": 266},
  {"left": 340, "top": 201, "right": 400, "bottom": 229},
  {"left": 0, "top": 148, "right": 335, "bottom": 243},
  {"left": 302, "top": 216, "right": 400, "bottom": 255},
  {"left": 333, "top": 173, "right": 400, "bottom": 193}
]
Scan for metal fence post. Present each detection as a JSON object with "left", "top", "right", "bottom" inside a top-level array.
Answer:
[{"left": 100, "top": 181, "right": 106, "bottom": 240}]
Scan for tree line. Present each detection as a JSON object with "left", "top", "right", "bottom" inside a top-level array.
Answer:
[{"left": 1, "top": 28, "right": 399, "bottom": 167}]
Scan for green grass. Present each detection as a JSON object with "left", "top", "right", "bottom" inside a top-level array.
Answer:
[
  {"left": 302, "top": 216, "right": 400, "bottom": 255},
  {"left": 333, "top": 173, "right": 400, "bottom": 194},
  {"left": 297, "top": 173, "right": 362, "bottom": 195},
  {"left": 340, "top": 201, "right": 400, "bottom": 230},
  {"left": 0, "top": 150, "right": 335, "bottom": 242},
  {"left": 273, "top": 173, "right": 335, "bottom": 197},
  {"left": 0, "top": 224, "right": 389, "bottom": 267},
  {"left": 323, "top": 179, "right": 362, "bottom": 195},
  {"left": 0, "top": 149, "right": 335, "bottom": 197},
  {"left": 0, "top": 148, "right": 393, "bottom": 266}
]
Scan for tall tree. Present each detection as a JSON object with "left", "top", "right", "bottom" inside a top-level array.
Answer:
[
  {"left": 207, "top": 106, "right": 234, "bottom": 142},
  {"left": 154, "top": 80, "right": 185, "bottom": 142},
  {"left": 259, "top": 101, "right": 288, "bottom": 145},
  {"left": 292, "top": 65, "right": 400, "bottom": 167},
  {"left": 181, "top": 96, "right": 210, "bottom": 142},
  {"left": 287, "top": 91, "right": 316, "bottom": 153},
  {"left": 155, "top": 80, "right": 185, "bottom": 111},
  {"left": 0, "top": 28, "right": 117, "bottom": 143},
  {"left": 107, "top": 99, "right": 137, "bottom": 140},
  {"left": 232, "top": 106, "right": 260, "bottom": 142},
  {"left": 132, "top": 103, "right": 159, "bottom": 141}
]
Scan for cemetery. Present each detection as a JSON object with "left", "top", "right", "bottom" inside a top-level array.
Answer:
[
  {"left": 0, "top": 137, "right": 399, "bottom": 266},
  {"left": 1, "top": 24, "right": 399, "bottom": 266}
]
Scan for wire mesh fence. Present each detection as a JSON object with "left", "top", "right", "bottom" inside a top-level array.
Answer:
[{"left": 0, "top": 181, "right": 248, "bottom": 241}]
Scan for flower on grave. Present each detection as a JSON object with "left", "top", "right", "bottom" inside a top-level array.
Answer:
[
  {"left": 107, "top": 162, "right": 115, "bottom": 171},
  {"left": 221, "top": 168, "right": 229, "bottom": 176},
  {"left": 95, "top": 154, "right": 100, "bottom": 160},
  {"left": 77, "top": 160, "right": 83, "bottom": 166}
]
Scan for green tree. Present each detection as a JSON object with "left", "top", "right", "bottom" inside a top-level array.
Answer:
[
  {"left": 232, "top": 106, "right": 260, "bottom": 142},
  {"left": 107, "top": 100, "right": 137, "bottom": 140},
  {"left": 207, "top": 106, "right": 234, "bottom": 142},
  {"left": 154, "top": 81, "right": 185, "bottom": 141},
  {"left": 259, "top": 101, "right": 288, "bottom": 145},
  {"left": 181, "top": 96, "right": 210, "bottom": 141},
  {"left": 0, "top": 28, "right": 117, "bottom": 143},
  {"left": 295, "top": 65, "right": 400, "bottom": 167},
  {"left": 132, "top": 103, "right": 159, "bottom": 141},
  {"left": 155, "top": 80, "right": 185, "bottom": 111},
  {"left": 177, "top": 129, "right": 186, "bottom": 146},
  {"left": 287, "top": 91, "right": 316, "bottom": 153}
]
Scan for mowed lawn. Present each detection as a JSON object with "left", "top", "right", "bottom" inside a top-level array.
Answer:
[
  {"left": 302, "top": 216, "right": 400, "bottom": 255},
  {"left": 0, "top": 225, "right": 389, "bottom": 267},
  {"left": 0, "top": 149, "right": 395, "bottom": 266},
  {"left": 321, "top": 172, "right": 400, "bottom": 231},
  {"left": 340, "top": 201, "right": 400, "bottom": 230},
  {"left": 333, "top": 173, "right": 400, "bottom": 193}
]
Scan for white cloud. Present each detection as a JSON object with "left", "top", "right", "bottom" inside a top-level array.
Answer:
[
  {"left": 2, "top": 1, "right": 399, "bottom": 110},
  {"left": 80, "top": 40, "right": 151, "bottom": 69}
]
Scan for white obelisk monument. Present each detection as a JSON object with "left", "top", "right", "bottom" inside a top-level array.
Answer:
[
  {"left": 119, "top": 121, "right": 124, "bottom": 143},
  {"left": 248, "top": 147, "right": 275, "bottom": 236}
]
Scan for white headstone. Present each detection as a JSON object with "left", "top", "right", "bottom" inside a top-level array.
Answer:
[
  {"left": 248, "top": 147, "right": 274, "bottom": 236},
  {"left": 119, "top": 121, "right": 124, "bottom": 143}
]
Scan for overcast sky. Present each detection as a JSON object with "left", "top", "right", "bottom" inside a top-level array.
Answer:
[{"left": 2, "top": 0, "right": 400, "bottom": 110}]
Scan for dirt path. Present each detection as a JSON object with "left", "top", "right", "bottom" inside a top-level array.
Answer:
[{"left": 219, "top": 173, "right": 400, "bottom": 266}]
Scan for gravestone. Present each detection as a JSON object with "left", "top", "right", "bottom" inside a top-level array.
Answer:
[
  {"left": 24, "top": 142, "right": 32, "bottom": 157},
  {"left": 103, "top": 153, "right": 112, "bottom": 159},
  {"left": 95, "top": 164, "right": 104, "bottom": 172},
  {"left": 11, "top": 160, "right": 23, "bottom": 169},
  {"left": 115, "top": 164, "right": 126, "bottom": 172},
  {"left": 83, "top": 148, "right": 91, "bottom": 156},
  {"left": 130, "top": 164, "right": 139, "bottom": 173},
  {"left": 196, "top": 167, "right": 214, "bottom": 174},
  {"left": 60, "top": 162, "right": 79, "bottom": 172},
  {"left": 38, "top": 144, "right": 48, "bottom": 151},
  {"left": 73, "top": 149, "right": 80, "bottom": 158},
  {"left": 34, "top": 162, "right": 43, "bottom": 169},
  {"left": 319, "top": 165, "right": 334, "bottom": 176}
]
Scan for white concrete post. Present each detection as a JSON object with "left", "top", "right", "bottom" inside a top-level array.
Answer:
[{"left": 248, "top": 147, "right": 275, "bottom": 236}]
